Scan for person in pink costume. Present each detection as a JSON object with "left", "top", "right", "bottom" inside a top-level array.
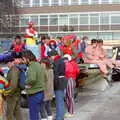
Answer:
[{"left": 83, "top": 39, "right": 110, "bottom": 75}]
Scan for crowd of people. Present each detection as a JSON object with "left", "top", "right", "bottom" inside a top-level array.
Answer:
[{"left": 0, "top": 34, "right": 119, "bottom": 120}]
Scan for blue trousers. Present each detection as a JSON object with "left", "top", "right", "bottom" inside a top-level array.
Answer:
[
  {"left": 55, "top": 90, "right": 65, "bottom": 120},
  {"left": 28, "top": 91, "right": 44, "bottom": 120}
]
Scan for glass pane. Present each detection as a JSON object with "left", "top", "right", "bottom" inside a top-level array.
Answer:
[
  {"left": 111, "top": 15, "right": 120, "bottom": 24},
  {"left": 40, "top": 15, "right": 48, "bottom": 25},
  {"left": 20, "top": 16, "right": 29, "bottom": 26},
  {"left": 59, "top": 15, "right": 68, "bottom": 25},
  {"left": 98, "top": 32, "right": 112, "bottom": 40},
  {"left": 112, "top": 0, "right": 120, "bottom": 3},
  {"left": 91, "top": 0, "right": 99, "bottom": 4},
  {"left": 80, "top": 14, "right": 88, "bottom": 25},
  {"left": 49, "top": 15, "right": 58, "bottom": 25},
  {"left": 22, "top": 0, "right": 30, "bottom": 7},
  {"left": 113, "top": 32, "right": 120, "bottom": 40},
  {"left": 32, "top": 0, "right": 40, "bottom": 7},
  {"left": 101, "top": 0, "right": 109, "bottom": 4},
  {"left": 100, "top": 13, "right": 109, "bottom": 24},
  {"left": 81, "top": 0, "right": 89, "bottom": 4},
  {"left": 90, "top": 14, "right": 99, "bottom": 25},
  {"left": 51, "top": 0, "right": 59, "bottom": 6},
  {"left": 69, "top": 15, "right": 78, "bottom": 25},
  {"left": 71, "top": 0, "right": 79, "bottom": 5},
  {"left": 41, "top": 0, "right": 49, "bottom": 6},
  {"left": 61, "top": 0, "right": 69, "bottom": 5},
  {"left": 30, "top": 16, "right": 38, "bottom": 25}
]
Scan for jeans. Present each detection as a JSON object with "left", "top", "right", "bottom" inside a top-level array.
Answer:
[
  {"left": 55, "top": 90, "right": 65, "bottom": 120},
  {"left": 40, "top": 100, "right": 52, "bottom": 119},
  {"left": 28, "top": 91, "right": 44, "bottom": 120}
]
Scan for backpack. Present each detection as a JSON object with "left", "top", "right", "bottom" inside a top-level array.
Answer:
[{"left": 16, "top": 64, "right": 27, "bottom": 90}]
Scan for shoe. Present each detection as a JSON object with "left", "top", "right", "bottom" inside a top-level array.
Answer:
[
  {"left": 48, "top": 116, "right": 53, "bottom": 120},
  {"left": 64, "top": 113, "right": 74, "bottom": 118}
]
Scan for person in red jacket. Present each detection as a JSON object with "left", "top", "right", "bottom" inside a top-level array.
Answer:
[{"left": 64, "top": 54, "right": 80, "bottom": 117}]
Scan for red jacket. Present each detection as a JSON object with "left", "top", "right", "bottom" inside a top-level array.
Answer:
[
  {"left": 65, "top": 60, "right": 80, "bottom": 80},
  {"left": 11, "top": 43, "right": 25, "bottom": 52}
]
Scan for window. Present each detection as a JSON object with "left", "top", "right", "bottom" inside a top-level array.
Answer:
[
  {"left": 112, "top": 0, "right": 120, "bottom": 4},
  {"left": 113, "top": 32, "right": 120, "bottom": 40},
  {"left": 71, "top": 0, "right": 79, "bottom": 5},
  {"left": 90, "top": 14, "right": 99, "bottom": 25},
  {"left": 41, "top": 0, "right": 49, "bottom": 6},
  {"left": 81, "top": 0, "right": 89, "bottom": 4},
  {"left": 69, "top": 15, "right": 78, "bottom": 25},
  {"left": 22, "top": 0, "right": 30, "bottom": 7},
  {"left": 51, "top": 0, "right": 59, "bottom": 6},
  {"left": 59, "top": 15, "right": 68, "bottom": 25},
  {"left": 20, "top": 16, "right": 29, "bottom": 26},
  {"left": 61, "top": 0, "right": 69, "bottom": 5},
  {"left": 100, "top": 13, "right": 109, "bottom": 24},
  {"left": 98, "top": 32, "right": 112, "bottom": 40},
  {"left": 80, "top": 14, "right": 88, "bottom": 25},
  {"left": 49, "top": 15, "right": 58, "bottom": 25},
  {"left": 111, "top": 15, "right": 120, "bottom": 24},
  {"left": 91, "top": 0, "right": 99, "bottom": 4},
  {"left": 30, "top": 16, "right": 38, "bottom": 25},
  {"left": 40, "top": 15, "right": 48, "bottom": 25},
  {"left": 32, "top": 0, "right": 40, "bottom": 7},
  {"left": 101, "top": 0, "right": 109, "bottom": 4}
]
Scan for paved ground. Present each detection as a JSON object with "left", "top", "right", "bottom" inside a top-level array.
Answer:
[{"left": 22, "top": 82, "right": 120, "bottom": 120}]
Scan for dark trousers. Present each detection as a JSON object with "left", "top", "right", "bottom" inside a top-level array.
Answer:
[
  {"left": 40, "top": 100, "right": 52, "bottom": 119},
  {"left": 28, "top": 91, "right": 44, "bottom": 120},
  {"left": 55, "top": 90, "right": 65, "bottom": 120}
]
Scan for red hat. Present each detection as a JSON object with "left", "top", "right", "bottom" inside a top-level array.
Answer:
[{"left": 28, "top": 21, "right": 34, "bottom": 26}]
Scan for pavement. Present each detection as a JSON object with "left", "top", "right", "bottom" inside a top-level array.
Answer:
[{"left": 22, "top": 82, "right": 120, "bottom": 120}]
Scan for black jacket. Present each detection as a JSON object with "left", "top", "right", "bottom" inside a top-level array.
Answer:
[{"left": 53, "top": 57, "right": 67, "bottom": 90}]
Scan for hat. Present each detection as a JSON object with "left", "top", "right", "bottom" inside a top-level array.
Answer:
[
  {"left": 48, "top": 50, "right": 58, "bottom": 57},
  {"left": 63, "top": 54, "right": 72, "bottom": 61}
]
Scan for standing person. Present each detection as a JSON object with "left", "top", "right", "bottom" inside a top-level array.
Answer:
[
  {"left": 6, "top": 59, "right": 22, "bottom": 120},
  {"left": 63, "top": 54, "right": 80, "bottom": 117},
  {"left": 49, "top": 51, "right": 67, "bottom": 120},
  {"left": 0, "top": 71, "right": 11, "bottom": 120},
  {"left": 81, "top": 36, "right": 88, "bottom": 53},
  {"left": 21, "top": 50, "right": 47, "bottom": 120},
  {"left": 40, "top": 58, "right": 54, "bottom": 120}
]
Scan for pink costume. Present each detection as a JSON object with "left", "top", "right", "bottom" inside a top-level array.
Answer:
[{"left": 83, "top": 45, "right": 110, "bottom": 74}]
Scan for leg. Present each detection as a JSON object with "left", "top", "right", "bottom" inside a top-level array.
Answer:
[
  {"left": 40, "top": 101, "right": 47, "bottom": 119},
  {"left": 65, "top": 78, "right": 75, "bottom": 114},
  {"left": 0, "top": 95, "right": 4, "bottom": 119},
  {"left": 45, "top": 100, "right": 52, "bottom": 116},
  {"left": 55, "top": 90, "right": 65, "bottom": 120},
  {"left": 28, "top": 92, "right": 44, "bottom": 120},
  {"left": 6, "top": 96, "right": 18, "bottom": 120},
  {"left": 14, "top": 96, "right": 22, "bottom": 120}
]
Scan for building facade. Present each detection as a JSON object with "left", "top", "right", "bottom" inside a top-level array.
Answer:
[{"left": 1, "top": 0, "right": 120, "bottom": 41}]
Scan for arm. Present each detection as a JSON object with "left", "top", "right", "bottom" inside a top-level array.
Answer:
[{"left": 25, "top": 66, "right": 36, "bottom": 86}]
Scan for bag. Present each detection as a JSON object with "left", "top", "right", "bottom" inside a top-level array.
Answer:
[{"left": 20, "top": 93, "right": 28, "bottom": 108}]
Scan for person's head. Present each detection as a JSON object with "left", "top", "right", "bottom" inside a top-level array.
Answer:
[
  {"left": 41, "top": 36, "right": 46, "bottom": 44},
  {"left": 21, "top": 50, "right": 36, "bottom": 65},
  {"left": 91, "top": 39, "right": 97, "bottom": 48},
  {"left": 82, "top": 36, "right": 88, "bottom": 41},
  {"left": 28, "top": 21, "right": 34, "bottom": 28},
  {"left": 7, "top": 60, "right": 14, "bottom": 69},
  {"left": 97, "top": 39, "right": 103, "bottom": 48},
  {"left": 63, "top": 54, "right": 72, "bottom": 62},
  {"left": 45, "top": 36, "right": 50, "bottom": 43},
  {"left": 40, "top": 58, "right": 51, "bottom": 69},
  {"left": 48, "top": 50, "right": 58, "bottom": 60},
  {"left": 13, "top": 54, "right": 23, "bottom": 65},
  {"left": 15, "top": 35, "right": 21, "bottom": 44}
]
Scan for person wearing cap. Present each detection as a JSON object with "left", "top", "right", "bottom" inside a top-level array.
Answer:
[
  {"left": 63, "top": 54, "right": 80, "bottom": 118},
  {"left": 48, "top": 50, "right": 67, "bottom": 120},
  {"left": 6, "top": 59, "right": 22, "bottom": 120}
]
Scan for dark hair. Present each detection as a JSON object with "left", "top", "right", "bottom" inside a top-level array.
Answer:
[
  {"left": 91, "top": 39, "right": 97, "bottom": 44},
  {"left": 97, "top": 39, "right": 103, "bottom": 44},
  {"left": 40, "top": 58, "right": 51, "bottom": 69},
  {"left": 22, "top": 50, "right": 36, "bottom": 61},
  {"left": 15, "top": 35, "right": 21, "bottom": 40},
  {"left": 45, "top": 36, "right": 50, "bottom": 40}
]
